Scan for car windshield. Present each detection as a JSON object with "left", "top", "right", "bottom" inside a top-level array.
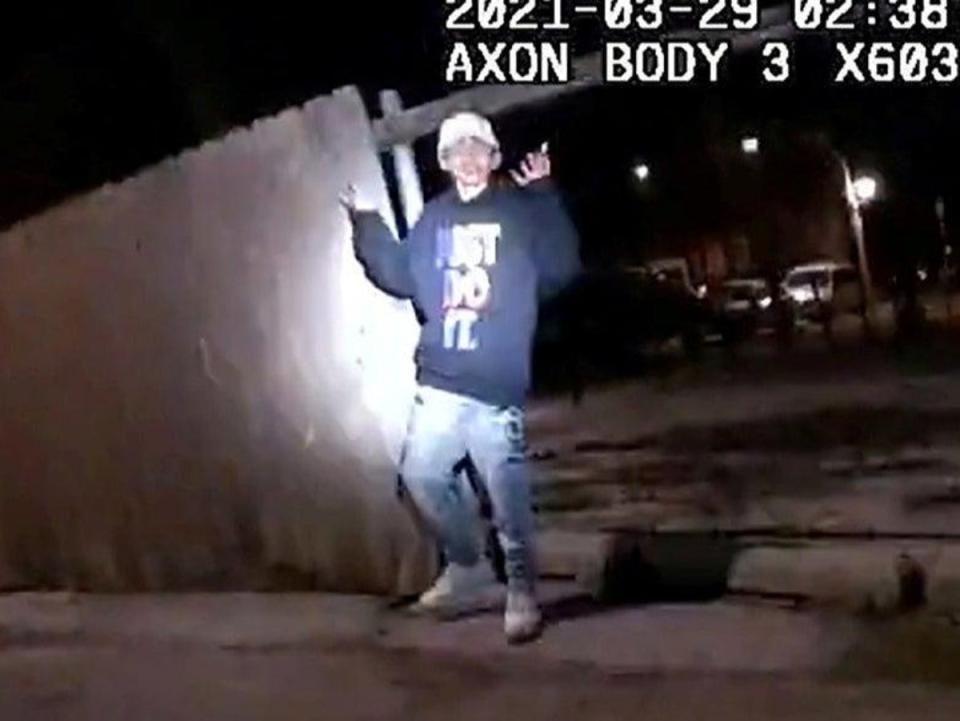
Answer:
[
  {"left": 787, "top": 270, "right": 829, "bottom": 288},
  {"left": 727, "top": 287, "right": 756, "bottom": 301}
]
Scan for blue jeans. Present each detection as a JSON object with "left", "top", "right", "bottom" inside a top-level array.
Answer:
[{"left": 399, "top": 384, "right": 536, "bottom": 591}]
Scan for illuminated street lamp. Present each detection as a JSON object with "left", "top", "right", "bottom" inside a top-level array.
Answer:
[
  {"left": 634, "top": 163, "right": 650, "bottom": 182},
  {"left": 840, "top": 161, "right": 878, "bottom": 330},
  {"left": 741, "top": 136, "right": 759, "bottom": 154},
  {"left": 852, "top": 175, "right": 879, "bottom": 205}
]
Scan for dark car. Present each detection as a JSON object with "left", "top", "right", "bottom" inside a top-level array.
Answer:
[
  {"left": 532, "top": 268, "right": 727, "bottom": 390},
  {"left": 717, "top": 277, "right": 782, "bottom": 338}
]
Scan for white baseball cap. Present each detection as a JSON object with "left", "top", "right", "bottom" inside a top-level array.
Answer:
[{"left": 437, "top": 112, "right": 502, "bottom": 171}]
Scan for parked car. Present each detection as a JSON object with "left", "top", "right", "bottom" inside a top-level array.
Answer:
[
  {"left": 719, "top": 277, "right": 778, "bottom": 337},
  {"left": 722, "top": 277, "right": 773, "bottom": 314},
  {"left": 781, "top": 262, "right": 862, "bottom": 320},
  {"left": 639, "top": 257, "right": 710, "bottom": 299},
  {"left": 533, "top": 268, "right": 726, "bottom": 384}
]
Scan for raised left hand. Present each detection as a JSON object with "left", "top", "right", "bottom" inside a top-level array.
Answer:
[{"left": 510, "top": 144, "right": 551, "bottom": 187}]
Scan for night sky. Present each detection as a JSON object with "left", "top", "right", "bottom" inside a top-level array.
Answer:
[
  {"left": 3, "top": 2, "right": 959, "bottom": 278},
  {"left": 0, "top": 2, "right": 448, "bottom": 228}
]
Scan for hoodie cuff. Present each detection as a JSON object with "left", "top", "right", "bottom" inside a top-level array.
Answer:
[
  {"left": 525, "top": 178, "right": 557, "bottom": 193},
  {"left": 350, "top": 208, "right": 382, "bottom": 226}
]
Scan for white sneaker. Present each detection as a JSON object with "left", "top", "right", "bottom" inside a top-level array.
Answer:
[
  {"left": 412, "top": 562, "right": 504, "bottom": 619},
  {"left": 504, "top": 589, "right": 542, "bottom": 644}
]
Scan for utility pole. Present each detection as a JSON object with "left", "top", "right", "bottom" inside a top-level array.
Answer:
[
  {"left": 936, "top": 196, "right": 951, "bottom": 317},
  {"left": 841, "top": 159, "right": 877, "bottom": 335},
  {"left": 379, "top": 90, "right": 425, "bottom": 229}
]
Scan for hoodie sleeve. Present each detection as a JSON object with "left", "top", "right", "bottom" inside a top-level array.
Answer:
[
  {"left": 349, "top": 210, "right": 416, "bottom": 300},
  {"left": 523, "top": 180, "right": 582, "bottom": 301}
]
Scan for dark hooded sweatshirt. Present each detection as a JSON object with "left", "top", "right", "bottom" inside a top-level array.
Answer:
[{"left": 350, "top": 180, "right": 581, "bottom": 408}]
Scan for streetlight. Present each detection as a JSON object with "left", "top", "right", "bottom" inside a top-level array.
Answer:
[
  {"left": 840, "top": 162, "right": 879, "bottom": 331},
  {"left": 634, "top": 163, "right": 650, "bottom": 182},
  {"left": 852, "top": 174, "right": 879, "bottom": 205},
  {"left": 741, "top": 136, "right": 759, "bottom": 155}
]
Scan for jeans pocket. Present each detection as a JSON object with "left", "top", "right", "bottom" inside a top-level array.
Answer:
[{"left": 501, "top": 407, "right": 527, "bottom": 459}]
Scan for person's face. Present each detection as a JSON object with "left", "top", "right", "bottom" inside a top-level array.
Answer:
[{"left": 447, "top": 138, "right": 495, "bottom": 188}]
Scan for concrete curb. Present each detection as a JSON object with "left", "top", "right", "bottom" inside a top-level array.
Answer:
[
  {"left": 0, "top": 592, "right": 81, "bottom": 643},
  {"left": 729, "top": 546, "right": 910, "bottom": 613},
  {"left": 924, "top": 546, "right": 960, "bottom": 614},
  {"left": 539, "top": 530, "right": 960, "bottom": 615},
  {"left": 537, "top": 529, "right": 737, "bottom": 602},
  {"left": 0, "top": 592, "right": 385, "bottom": 649},
  {"left": 723, "top": 541, "right": 960, "bottom": 615}
]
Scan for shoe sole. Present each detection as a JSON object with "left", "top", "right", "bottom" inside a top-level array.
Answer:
[
  {"left": 408, "top": 586, "right": 506, "bottom": 622},
  {"left": 505, "top": 622, "right": 543, "bottom": 645}
]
